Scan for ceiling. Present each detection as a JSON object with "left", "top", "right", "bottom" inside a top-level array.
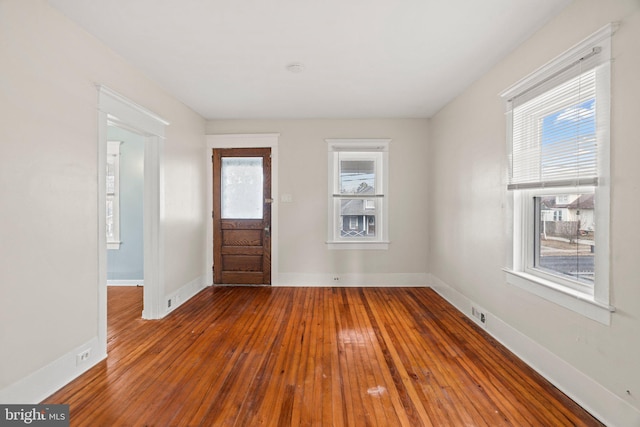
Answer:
[{"left": 48, "top": 0, "right": 571, "bottom": 120}]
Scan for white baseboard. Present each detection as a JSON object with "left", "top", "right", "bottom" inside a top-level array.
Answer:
[
  {"left": 164, "top": 275, "right": 208, "bottom": 316},
  {"left": 276, "top": 272, "right": 429, "bottom": 287},
  {"left": 429, "top": 273, "right": 640, "bottom": 427},
  {"left": 0, "top": 336, "right": 106, "bottom": 404},
  {"left": 107, "top": 279, "right": 144, "bottom": 286}
]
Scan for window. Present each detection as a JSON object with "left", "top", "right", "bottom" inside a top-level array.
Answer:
[
  {"left": 552, "top": 209, "right": 563, "bottom": 222},
  {"left": 364, "top": 199, "right": 375, "bottom": 210},
  {"left": 326, "top": 139, "right": 390, "bottom": 249},
  {"left": 106, "top": 140, "right": 122, "bottom": 249},
  {"left": 501, "top": 24, "right": 615, "bottom": 324},
  {"left": 348, "top": 217, "right": 358, "bottom": 230},
  {"left": 221, "top": 157, "right": 264, "bottom": 219},
  {"left": 533, "top": 191, "right": 594, "bottom": 292}
]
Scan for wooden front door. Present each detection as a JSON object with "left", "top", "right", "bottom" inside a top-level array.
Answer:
[{"left": 213, "top": 148, "right": 271, "bottom": 285}]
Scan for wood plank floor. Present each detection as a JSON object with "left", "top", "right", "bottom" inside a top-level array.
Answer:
[{"left": 44, "top": 286, "right": 603, "bottom": 426}]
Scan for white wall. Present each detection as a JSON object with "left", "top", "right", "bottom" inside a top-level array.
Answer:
[
  {"left": 428, "top": 0, "right": 640, "bottom": 423},
  {"left": 207, "top": 119, "right": 429, "bottom": 286},
  {"left": 0, "top": 0, "right": 206, "bottom": 400}
]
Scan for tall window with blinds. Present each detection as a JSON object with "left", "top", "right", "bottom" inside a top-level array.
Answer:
[{"left": 500, "top": 24, "right": 615, "bottom": 323}]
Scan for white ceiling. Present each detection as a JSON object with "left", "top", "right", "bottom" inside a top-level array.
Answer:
[{"left": 48, "top": 0, "right": 571, "bottom": 120}]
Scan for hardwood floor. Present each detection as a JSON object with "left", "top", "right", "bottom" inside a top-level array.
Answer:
[{"left": 44, "top": 286, "right": 603, "bottom": 426}]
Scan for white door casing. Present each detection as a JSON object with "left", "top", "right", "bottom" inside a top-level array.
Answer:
[{"left": 97, "top": 86, "right": 169, "bottom": 359}]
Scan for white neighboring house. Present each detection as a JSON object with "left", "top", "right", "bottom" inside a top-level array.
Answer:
[
  {"left": 340, "top": 183, "right": 377, "bottom": 237},
  {"left": 540, "top": 195, "right": 574, "bottom": 223},
  {"left": 540, "top": 194, "right": 595, "bottom": 234},
  {"left": 566, "top": 194, "right": 595, "bottom": 233}
]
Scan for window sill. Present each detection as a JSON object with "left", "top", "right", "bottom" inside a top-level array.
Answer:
[
  {"left": 503, "top": 269, "right": 614, "bottom": 325},
  {"left": 326, "top": 241, "right": 389, "bottom": 250}
]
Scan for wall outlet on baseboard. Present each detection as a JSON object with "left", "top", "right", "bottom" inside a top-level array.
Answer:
[
  {"left": 333, "top": 276, "right": 340, "bottom": 282},
  {"left": 471, "top": 306, "right": 487, "bottom": 327},
  {"left": 167, "top": 296, "right": 181, "bottom": 310},
  {"left": 76, "top": 349, "right": 91, "bottom": 366}
]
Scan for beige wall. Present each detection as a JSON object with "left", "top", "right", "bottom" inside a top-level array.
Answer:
[
  {"left": 208, "top": 119, "right": 430, "bottom": 283},
  {"left": 0, "top": 0, "right": 206, "bottom": 391},
  {"left": 428, "top": 0, "right": 640, "bottom": 415}
]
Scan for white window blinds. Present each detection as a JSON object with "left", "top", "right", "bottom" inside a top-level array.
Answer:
[{"left": 501, "top": 24, "right": 614, "bottom": 190}]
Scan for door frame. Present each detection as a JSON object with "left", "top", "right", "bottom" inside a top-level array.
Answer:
[
  {"left": 206, "top": 134, "right": 279, "bottom": 286},
  {"left": 97, "top": 86, "right": 169, "bottom": 358}
]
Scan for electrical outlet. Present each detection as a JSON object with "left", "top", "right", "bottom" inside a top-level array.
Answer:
[
  {"left": 76, "top": 349, "right": 91, "bottom": 366},
  {"left": 471, "top": 306, "right": 487, "bottom": 327},
  {"left": 167, "top": 298, "right": 172, "bottom": 308},
  {"left": 333, "top": 276, "right": 340, "bottom": 281}
]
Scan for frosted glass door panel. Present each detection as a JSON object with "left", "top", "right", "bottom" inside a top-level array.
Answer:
[{"left": 221, "top": 157, "right": 263, "bottom": 219}]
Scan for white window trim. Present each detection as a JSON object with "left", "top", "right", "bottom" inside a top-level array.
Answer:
[
  {"left": 507, "top": 186, "right": 613, "bottom": 324},
  {"left": 106, "top": 140, "right": 122, "bottom": 250},
  {"left": 504, "top": 270, "right": 614, "bottom": 325},
  {"left": 326, "top": 138, "right": 390, "bottom": 250},
  {"left": 501, "top": 23, "right": 616, "bottom": 325}
]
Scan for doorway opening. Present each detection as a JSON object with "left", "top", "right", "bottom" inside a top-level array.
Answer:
[
  {"left": 97, "top": 86, "right": 169, "bottom": 359},
  {"left": 106, "top": 125, "right": 145, "bottom": 287}
]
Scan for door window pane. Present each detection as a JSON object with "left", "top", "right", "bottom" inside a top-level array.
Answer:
[{"left": 221, "top": 157, "right": 263, "bottom": 219}]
